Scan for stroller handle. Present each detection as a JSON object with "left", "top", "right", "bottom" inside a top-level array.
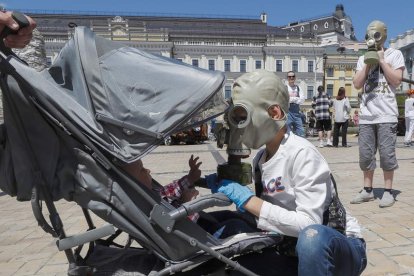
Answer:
[{"left": 0, "top": 11, "right": 30, "bottom": 56}]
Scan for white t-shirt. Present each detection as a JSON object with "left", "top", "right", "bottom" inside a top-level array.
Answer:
[
  {"left": 287, "top": 84, "right": 305, "bottom": 105},
  {"left": 333, "top": 98, "right": 351, "bottom": 123},
  {"left": 356, "top": 48, "right": 405, "bottom": 124},
  {"left": 253, "top": 130, "right": 362, "bottom": 238}
]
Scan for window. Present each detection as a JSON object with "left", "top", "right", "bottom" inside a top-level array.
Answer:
[
  {"left": 224, "top": 60, "right": 231, "bottom": 72},
  {"left": 240, "top": 60, "right": 246, "bottom": 72},
  {"left": 307, "top": 86, "right": 314, "bottom": 99},
  {"left": 208, "top": 59, "right": 215, "bottom": 71},
  {"left": 276, "top": 59, "right": 283, "bottom": 72},
  {"left": 292, "top": 60, "right": 299, "bottom": 72},
  {"left": 176, "top": 58, "right": 183, "bottom": 63},
  {"left": 255, "top": 60, "right": 262, "bottom": 69},
  {"left": 46, "top": 57, "right": 52, "bottom": 67},
  {"left": 327, "top": 68, "right": 334, "bottom": 77},
  {"left": 192, "top": 59, "right": 199, "bottom": 67},
  {"left": 327, "top": 84, "right": 334, "bottom": 97},
  {"left": 307, "top": 61, "right": 314, "bottom": 72},
  {"left": 224, "top": 85, "right": 232, "bottom": 99}
]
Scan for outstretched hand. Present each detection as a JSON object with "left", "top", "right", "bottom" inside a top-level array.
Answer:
[{"left": 187, "top": 154, "right": 202, "bottom": 184}]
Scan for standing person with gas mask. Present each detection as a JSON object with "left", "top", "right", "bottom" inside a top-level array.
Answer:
[
  {"left": 206, "top": 70, "right": 366, "bottom": 276},
  {"left": 286, "top": 71, "right": 306, "bottom": 137},
  {"left": 351, "top": 20, "right": 404, "bottom": 208}
]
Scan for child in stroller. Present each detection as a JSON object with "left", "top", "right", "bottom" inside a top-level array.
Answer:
[
  {"left": 122, "top": 154, "right": 201, "bottom": 221},
  {"left": 121, "top": 154, "right": 258, "bottom": 238}
]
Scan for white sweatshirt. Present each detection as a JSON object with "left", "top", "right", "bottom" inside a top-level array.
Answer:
[{"left": 254, "top": 130, "right": 362, "bottom": 238}]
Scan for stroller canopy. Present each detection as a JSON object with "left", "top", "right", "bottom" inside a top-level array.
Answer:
[{"left": 29, "top": 27, "right": 227, "bottom": 163}]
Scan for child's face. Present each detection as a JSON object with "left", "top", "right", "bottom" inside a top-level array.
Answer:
[
  {"left": 123, "top": 160, "right": 152, "bottom": 188},
  {"left": 134, "top": 160, "right": 152, "bottom": 188}
]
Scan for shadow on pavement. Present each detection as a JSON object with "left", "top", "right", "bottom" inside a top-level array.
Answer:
[{"left": 373, "top": 188, "right": 401, "bottom": 200}]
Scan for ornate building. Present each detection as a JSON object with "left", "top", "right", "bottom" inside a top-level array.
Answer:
[
  {"left": 20, "top": 4, "right": 358, "bottom": 103},
  {"left": 390, "top": 29, "right": 414, "bottom": 91}
]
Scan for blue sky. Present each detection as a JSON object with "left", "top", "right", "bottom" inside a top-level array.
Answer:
[{"left": 2, "top": 0, "right": 413, "bottom": 44}]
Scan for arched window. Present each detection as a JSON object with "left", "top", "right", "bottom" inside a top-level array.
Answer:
[
  {"left": 313, "top": 24, "right": 318, "bottom": 31},
  {"left": 324, "top": 22, "right": 329, "bottom": 29}
]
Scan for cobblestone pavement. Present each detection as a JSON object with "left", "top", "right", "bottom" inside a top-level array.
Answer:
[{"left": 1, "top": 135, "right": 414, "bottom": 275}]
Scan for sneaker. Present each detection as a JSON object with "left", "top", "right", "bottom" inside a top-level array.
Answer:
[
  {"left": 404, "top": 142, "right": 411, "bottom": 147},
  {"left": 350, "top": 189, "right": 374, "bottom": 204},
  {"left": 379, "top": 192, "right": 395, "bottom": 208},
  {"left": 318, "top": 141, "right": 324, "bottom": 148},
  {"left": 326, "top": 141, "right": 333, "bottom": 147}
]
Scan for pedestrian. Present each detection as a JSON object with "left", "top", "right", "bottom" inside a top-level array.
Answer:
[
  {"left": 312, "top": 85, "right": 333, "bottom": 148},
  {"left": 353, "top": 110, "right": 360, "bottom": 136},
  {"left": 307, "top": 110, "right": 316, "bottom": 137},
  {"left": 207, "top": 70, "right": 366, "bottom": 276},
  {"left": 0, "top": 11, "right": 36, "bottom": 49},
  {"left": 286, "top": 71, "right": 306, "bottom": 137},
  {"left": 332, "top": 87, "right": 351, "bottom": 147},
  {"left": 404, "top": 89, "right": 414, "bottom": 146},
  {"left": 351, "top": 20, "right": 404, "bottom": 208}
]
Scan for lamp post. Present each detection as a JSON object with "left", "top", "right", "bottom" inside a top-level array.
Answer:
[
  {"left": 322, "top": 53, "right": 328, "bottom": 90},
  {"left": 407, "top": 57, "right": 413, "bottom": 89}
]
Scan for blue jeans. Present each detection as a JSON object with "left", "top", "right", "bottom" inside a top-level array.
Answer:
[
  {"left": 287, "top": 112, "right": 305, "bottom": 137},
  {"left": 297, "top": 225, "right": 367, "bottom": 276}
]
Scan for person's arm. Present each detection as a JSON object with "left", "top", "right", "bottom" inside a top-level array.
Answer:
[
  {"left": 345, "top": 98, "right": 351, "bottom": 113},
  {"left": 353, "top": 56, "right": 369, "bottom": 90},
  {"left": 0, "top": 12, "right": 36, "bottom": 48}
]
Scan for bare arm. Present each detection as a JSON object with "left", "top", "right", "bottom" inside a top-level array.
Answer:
[
  {"left": 353, "top": 64, "right": 370, "bottom": 90},
  {"left": 243, "top": 196, "right": 263, "bottom": 217}
]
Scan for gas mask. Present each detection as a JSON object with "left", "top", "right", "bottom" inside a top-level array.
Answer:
[
  {"left": 228, "top": 70, "right": 289, "bottom": 149},
  {"left": 364, "top": 20, "right": 387, "bottom": 65}
]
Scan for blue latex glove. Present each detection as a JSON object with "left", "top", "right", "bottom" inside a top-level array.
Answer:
[
  {"left": 217, "top": 179, "right": 254, "bottom": 212},
  {"left": 205, "top": 173, "right": 219, "bottom": 193}
]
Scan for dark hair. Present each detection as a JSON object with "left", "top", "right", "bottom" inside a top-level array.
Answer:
[
  {"left": 317, "top": 85, "right": 324, "bottom": 93},
  {"left": 336, "top": 87, "right": 346, "bottom": 100}
]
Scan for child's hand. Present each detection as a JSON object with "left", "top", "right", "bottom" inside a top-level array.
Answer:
[
  {"left": 188, "top": 154, "right": 202, "bottom": 184},
  {"left": 180, "top": 187, "right": 199, "bottom": 203}
]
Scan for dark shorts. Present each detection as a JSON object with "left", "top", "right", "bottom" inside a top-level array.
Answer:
[{"left": 316, "top": 119, "right": 332, "bottom": 132}]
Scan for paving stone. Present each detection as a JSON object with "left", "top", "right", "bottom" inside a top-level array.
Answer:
[{"left": 1, "top": 136, "right": 414, "bottom": 275}]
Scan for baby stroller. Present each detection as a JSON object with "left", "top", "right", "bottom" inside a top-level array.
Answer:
[{"left": 0, "top": 26, "right": 282, "bottom": 275}]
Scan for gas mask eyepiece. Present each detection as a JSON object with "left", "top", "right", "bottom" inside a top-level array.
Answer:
[{"left": 228, "top": 104, "right": 251, "bottom": 129}]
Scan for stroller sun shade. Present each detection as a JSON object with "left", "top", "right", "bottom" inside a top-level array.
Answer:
[{"left": 23, "top": 27, "right": 227, "bottom": 163}]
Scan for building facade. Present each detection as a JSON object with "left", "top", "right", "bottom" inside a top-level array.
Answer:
[
  {"left": 390, "top": 29, "right": 414, "bottom": 92},
  {"left": 19, "top": 5, "right": 359, "bottom": 104}
]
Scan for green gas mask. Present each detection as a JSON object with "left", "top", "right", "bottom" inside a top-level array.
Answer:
[{"left": 364, "top": 20, "right": 387, "bottom": 65}]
